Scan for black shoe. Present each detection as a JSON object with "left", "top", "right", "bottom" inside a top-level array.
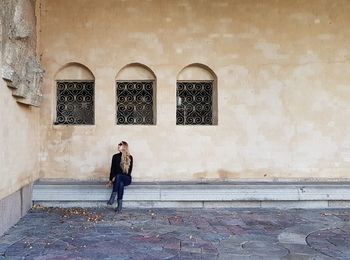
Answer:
[
  {"left": 107, "top": 192, "right": 117, "bottom": 205},
  {"left": 115, "top": 199, "right": 123, "bottom": 213}
]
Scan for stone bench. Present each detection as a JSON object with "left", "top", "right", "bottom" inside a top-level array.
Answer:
[{"left": 32, "top": 180, "right": 350, "bottom": 209}]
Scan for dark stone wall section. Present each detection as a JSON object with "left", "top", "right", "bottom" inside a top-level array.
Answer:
[{"left": 0, "top": 183, "right": 32, "bottom": 237}]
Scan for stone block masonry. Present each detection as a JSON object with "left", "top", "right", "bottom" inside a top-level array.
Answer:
[
  {"left": 0, "top": 183, "right": 32, "bottom": 237},
  {"left": 1, "top": 0, "right": 44, "bottom": 106}
]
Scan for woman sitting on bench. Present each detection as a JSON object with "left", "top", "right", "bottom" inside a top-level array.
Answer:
[{"left": 106, "top": 141, "right": 133, "bottom": 213}]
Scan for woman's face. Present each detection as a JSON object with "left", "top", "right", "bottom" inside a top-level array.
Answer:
[{"left": 118, "top": 143, "right": 125, "bottom": 152}]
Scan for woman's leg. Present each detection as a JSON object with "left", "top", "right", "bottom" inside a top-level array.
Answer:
[
  {"left": 115, "top": 175, "right": 131, "bottom": 212},
  {"left": 107, "top": 191, "right": 117, "bottom": 205},
  {"left": 107, "top": 180, "right": 119, "bottom": 205},
  {"left": 116, "top": 175, "right": 131, "bottom": 200},
  {"left": 112, "top": 179, "right": 119, "bottom": 192}
]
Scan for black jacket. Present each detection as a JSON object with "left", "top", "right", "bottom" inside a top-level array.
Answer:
[{"left": 109, "top": 153, "right": 133, "bottom": 181}]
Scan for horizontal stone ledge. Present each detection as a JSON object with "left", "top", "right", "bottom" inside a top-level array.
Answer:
[
  {"left": 32, "top": 180, "right": 350, "bottom": 202},
  {"left": 33, "top": 200, "right": 350, "bottom": 209},
  {"left": 34, "top": 179, "right": 350, "bottom": 185}
]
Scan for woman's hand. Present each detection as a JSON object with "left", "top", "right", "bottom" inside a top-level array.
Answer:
[{"left": 106, "top": 181, "right": 112, "bottom": 188}]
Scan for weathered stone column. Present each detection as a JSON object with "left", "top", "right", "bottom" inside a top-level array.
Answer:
[
  {"left": 0, "top": 0, "right": 42, "bottom": 237},
  {"left": 1, "top": 0, "right": 44, "bottom": 106}
]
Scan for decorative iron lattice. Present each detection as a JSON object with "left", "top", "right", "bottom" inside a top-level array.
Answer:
[
  {"left": 116, "top": 81, "right": 155, "bottom": 125},
  {"left": 176, "top": 81, "right": 213, "bottom": 125},
  {"left": 56, "top": 81, "right": 94, "bottom": 125}
]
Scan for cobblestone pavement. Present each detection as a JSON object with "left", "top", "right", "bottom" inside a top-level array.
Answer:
[{"left": 1, "top": 207, "right": 350, "bottom": 259}]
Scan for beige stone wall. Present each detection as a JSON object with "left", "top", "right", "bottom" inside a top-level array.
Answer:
[
  {"left": 0, "top": 82, "right": 39, "bottom": 200},
  {"left": 39, "top": 0, "right": 350, "bottom": 181},
  {"left": 0, "top": 0, "right": 40, "bottom": 200}
]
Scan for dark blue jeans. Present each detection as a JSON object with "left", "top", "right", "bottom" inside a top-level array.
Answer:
[{"left": 112, "top": 174, "right": 131, "bottom": 200}]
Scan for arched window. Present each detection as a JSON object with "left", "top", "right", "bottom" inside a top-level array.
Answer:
[
  {"left": 116, "top": 63, "right": 156, "bottom": 125},
  {"left": 177, "top": 64, "right": 218, "bottom": 125},
  {"left": 54, "top": 63, "right": 95, "bottom": 125}
]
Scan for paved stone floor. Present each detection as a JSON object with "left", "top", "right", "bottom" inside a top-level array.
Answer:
[{"left": 1, "top": 206, "right": 350, "bottom": 259}]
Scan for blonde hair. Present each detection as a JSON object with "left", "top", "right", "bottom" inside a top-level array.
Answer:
[{"left": 120, "top": 141, "right": 131, "bottom": 173}]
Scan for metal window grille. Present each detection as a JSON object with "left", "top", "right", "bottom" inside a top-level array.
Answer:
[
  {"left": 176, "top": 81, "right": 213, "bottom": 125},
  {"left": 116, "top": 81, "right": 155, "bottom": 125},
  {"left": 55, "top": 81, "right": 94, "bottom": 125}
]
